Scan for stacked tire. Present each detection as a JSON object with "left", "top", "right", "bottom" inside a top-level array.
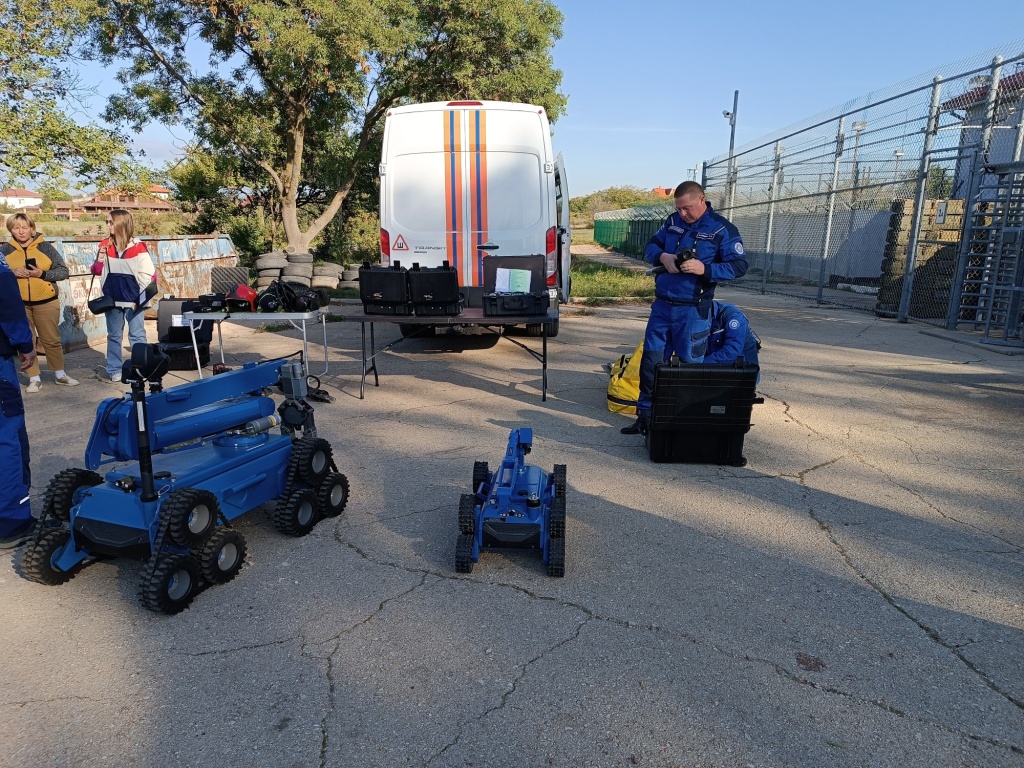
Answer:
[
  {"left": 255, "top": 251, "right": 288, "bottom": 290},
  {"left": 281, "top": 252, "right": 314, "bottom": 288},
  {"left": 339, "top": 265, "right": 360, "bottom": 291},
  {"left": 312, "top": 263, "right": 342, "bottom": 291}
]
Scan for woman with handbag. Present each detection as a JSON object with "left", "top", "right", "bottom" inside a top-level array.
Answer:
[
  {"left": 1, "top": 213, "right": 79, "bottom": 392},
  {"left": 95, "top": 209, "right": 156, "bottom": 384}
]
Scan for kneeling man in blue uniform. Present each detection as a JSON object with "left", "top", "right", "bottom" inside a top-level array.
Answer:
[
  {"left": 704, "top": 301, "right": 760, "bottom": 371},
  {"left": 622, "top": 181, "right": 748, "bottom": 435}
]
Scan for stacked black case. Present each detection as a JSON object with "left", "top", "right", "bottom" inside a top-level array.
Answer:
[
  {"left": 644, "top": 359, "right": 759, "bottom": 466},
  {"left": 408, "top": 262, "right": 463, "bottom": 316},
  {"left": 359, "top": 261, "right": 412, "bottom": 315}
]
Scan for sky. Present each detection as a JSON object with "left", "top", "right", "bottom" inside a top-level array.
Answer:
[{"left": 60, "top": 0, "right": 1024, "bottom": 198}]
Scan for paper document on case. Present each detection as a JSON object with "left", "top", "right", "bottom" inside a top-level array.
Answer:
[{"left": 495, "top": 267, "right": 532, "bottom": 293}]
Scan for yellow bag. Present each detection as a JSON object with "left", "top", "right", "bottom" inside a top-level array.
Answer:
[{"left": 607, "top": 341, "right": 643, "bottom": 414}]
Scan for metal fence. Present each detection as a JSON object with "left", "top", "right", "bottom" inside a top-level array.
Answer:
[{"left": 597, "top": 41, "right": 1024, "bottom": 345}]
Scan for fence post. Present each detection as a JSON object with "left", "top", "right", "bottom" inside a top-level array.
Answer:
[
  {"left": 816, "top": 119, "right": 845, "bottom": 302},
  {"left": 762, "top": 141, "right": 783, "bottom": 294},
  {"left": 897, "top": 76, "right": 943, "bottom": 322}
]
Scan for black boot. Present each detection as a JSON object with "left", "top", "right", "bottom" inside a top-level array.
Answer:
[{"left": 620, "top": 413, "right": 648, "bottom": 435}]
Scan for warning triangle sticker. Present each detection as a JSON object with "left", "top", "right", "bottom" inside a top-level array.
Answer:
[{"left": 394, "top": 234, "right": 409, "bottom": 250}]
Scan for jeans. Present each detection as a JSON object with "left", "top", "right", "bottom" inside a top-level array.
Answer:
[
  {"left": 105, "top": 305, "right": 147, "bottom": 379},
  {"left": 637, "top": 299, "right": 712, "bottom": 415}
]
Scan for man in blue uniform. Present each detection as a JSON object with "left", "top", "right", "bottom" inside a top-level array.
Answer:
[
  {"left": 704, "top": 301, "right": 760, "bottom": 370},
  {"left": 0, "top": 251, "right": 37, "bottom": 548},
  {"left": 622, "top": 182, "right": 748, "bottom": 434}
]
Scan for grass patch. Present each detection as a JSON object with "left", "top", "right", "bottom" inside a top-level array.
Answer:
[
  {"left": 571, "top": 228, "right": 595, "bottom": 244},
  {"left": 570, "top": 256, "right": 655, "bottom": 299}
]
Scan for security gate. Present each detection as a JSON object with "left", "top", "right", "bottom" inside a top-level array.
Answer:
[{"left": 949, "top": 161, "right": 1024, "bottom": 346}]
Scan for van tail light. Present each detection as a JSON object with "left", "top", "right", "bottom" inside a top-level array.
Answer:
[
  {"left": 545, "top": 226, "right": 557, "bottom": 285},
  {"left": 380, "top": 228, "right": 391, "bottom": 266}
]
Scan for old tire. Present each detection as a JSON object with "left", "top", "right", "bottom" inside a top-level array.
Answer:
[
  {"left": 163, "top": 488, "right": 219, "bottom": 548},
  {"left": 141, "top": 554, "right": 202, "bottom": 614},
  {"left": 273, "top": 488, "right": 319, "bottom": 536},
  {"left": 197, "top": 528, "right": 247, "bottom": 584},
  {"left": 294, "top": 438, "right": 332, "bottom": 485},
  {"left": 458, "top": 493, "right": 476, "bottom": 535},
  {"left": 43, "top": 468, "right": 102, "bottom": 522},
  {"left": 21, "top": 528, "right": 75, "bottom": 586},
  {"left": 317, "top": 473, "right": 349, "bottom": 518},
  {"left": 455, "top": 533, "right": 474, "bottom": 573},
  {"left": 472, "top": 461, "right": 489, "bottom": 493}
]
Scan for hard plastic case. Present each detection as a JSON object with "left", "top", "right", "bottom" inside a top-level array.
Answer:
[
  {"left": 359, "top": 261, "right": 412, "bottom": 315},
  {"left": 645, "top": 359, "right": 760, "bottom": 466}
]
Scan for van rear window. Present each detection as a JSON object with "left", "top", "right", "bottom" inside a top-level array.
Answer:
[{"left": 390, "top": 152, "right": 543, "bottom": 232}]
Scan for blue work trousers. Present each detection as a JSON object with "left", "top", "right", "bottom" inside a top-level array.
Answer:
[
  {"left": 0, "top": 356, "right": 31, "bottom": 535},
  {"left": 637, "top": 299, "right": 712, "bottom": 415}
]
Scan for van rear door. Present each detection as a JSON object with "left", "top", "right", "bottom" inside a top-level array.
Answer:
[{"left": 381, "top": 102, "right": 553, "bottom": 303}]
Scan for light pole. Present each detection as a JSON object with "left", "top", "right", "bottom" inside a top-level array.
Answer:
[
  {"left": 893, "top": 149, "right": 905, "bottom": 181},
  {"left": 851, "top": 120, "right": 867, "bottom": 193},
  {"left": 723, "top": 89, "right": 739, "bottom": 214}
]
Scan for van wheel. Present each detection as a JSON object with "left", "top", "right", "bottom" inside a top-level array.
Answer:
[
  {"left": 545, "top": 318, "right": 559, "bottom": 338},
  {"left": 400, "top": 324, "right": 430, "bottom": 339},
  {"left": 524, "top": 323, "right": 543, "bottom": 337}
]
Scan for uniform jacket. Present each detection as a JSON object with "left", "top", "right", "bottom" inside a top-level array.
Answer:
[
  {"left": 98, "top": 238, "right": 156, "bottom": 308},
  {"left": 0, "top": 253, "right": 34, "bottom": 358},
  {"left": 0, "top": 234, "right": 68, "bottom": 305},
  {"left": 704, "top": 301, "right": 759, "bottom": 367},
  {"left": 644, "top": 204, "right": 747, "bottom": 305}
]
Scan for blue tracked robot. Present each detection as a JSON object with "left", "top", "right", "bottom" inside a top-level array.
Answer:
[
  {"left": 18, "top": 344, "right": 349, "bottom": 613},
  {"left": 455, "top": 428, "right": 566, "bottom": 577}
]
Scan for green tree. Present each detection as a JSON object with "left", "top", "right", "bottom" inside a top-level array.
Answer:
[
  {"left": 925, "top": 166, "right": 954, "bottom": 199},
  {"left": 1, "top": 0, "right": 134, "bottom": 189},
  {"left": 87, "top": 0, "right": 566, "bottom": 254},
  {"left": 570, "top": 186, "right": 670, "bottom": 228}
]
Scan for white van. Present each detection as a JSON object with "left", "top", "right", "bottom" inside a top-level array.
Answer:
[{"left": 378, "top": 100, "right": 570, "bottom": 336}]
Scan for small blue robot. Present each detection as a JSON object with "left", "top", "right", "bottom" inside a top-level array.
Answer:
[{"left": 456, "top": 428, "right": 566, "bottom": 577}]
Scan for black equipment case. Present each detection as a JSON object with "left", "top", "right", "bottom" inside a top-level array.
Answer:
[
  {"left": 359, "top": 261, "right": 412, "bottom": 315},
  {"left": 408, "top": 261, "right": 463, "bottom": 316},
  {"left": 645, "top": 359, "right": 760, "bottom": 466},
  {"left": 481, "top": 254, "right": 550, "bottom": 316},
  {"left": 156, "top": 298, "right": 215, "bottom": 370}
]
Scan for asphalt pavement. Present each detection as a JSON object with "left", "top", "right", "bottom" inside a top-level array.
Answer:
[{"left": 1, "top": 286, "right": 1022, "bottom": 768}]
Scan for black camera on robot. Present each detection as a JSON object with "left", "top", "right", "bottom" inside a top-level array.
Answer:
[{"left": 647, "top": 247, "right": 697, "bottom": 276}]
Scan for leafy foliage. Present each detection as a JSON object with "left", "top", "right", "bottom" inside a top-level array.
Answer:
[
  {"left": 1, "top": 0, "right": 136, "bottom": 188},
  {"left": 86, "top": 0, "right": 566, "bottom": 253},
  {"left": 569, "top": 186, "right": 671, "bottom": 228}
]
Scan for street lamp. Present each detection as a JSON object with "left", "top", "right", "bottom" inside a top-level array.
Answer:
[
  {"left": 723, "top": 89, "right": 739, "bottom": 213},
  {"left": 893, "top": 149, "right": 905, "bottom": 181}
]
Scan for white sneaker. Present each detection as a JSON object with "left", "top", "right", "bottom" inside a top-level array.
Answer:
[
  {"left": 26, "top": 380, "right": 41, "bottom": 393},
  {"left": 54, "top": 375, "right": 80, "bottom": 386}
]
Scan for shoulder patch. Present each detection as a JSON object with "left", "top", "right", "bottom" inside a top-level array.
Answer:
[
  {"left": 734, "top": 242, "right": 745, "bottom": 255},
  {"left": 727, "top": 318, "right": 741, "bottom": 330}
]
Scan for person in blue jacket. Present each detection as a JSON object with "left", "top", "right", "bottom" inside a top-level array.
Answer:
[
  {"left": 622, "top": 181, "right": 748, "bottom": 434},
  {"left": 705, "top": 301, "right": 760, "bottom": 371},
  {"left": 0, "top": 250, "right": 38, "bottom": 547}
]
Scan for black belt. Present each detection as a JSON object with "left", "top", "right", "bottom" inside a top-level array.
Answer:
[{"left": 654, "top": 293, "right": 713, "bottom": 307}]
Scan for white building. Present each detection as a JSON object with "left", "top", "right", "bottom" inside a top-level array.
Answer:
[{"left": 0, "top": 189, "right": 44, "bottom": 211}]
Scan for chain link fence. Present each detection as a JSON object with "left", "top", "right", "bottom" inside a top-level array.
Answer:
[{"left": 597, "top": 41, "right": 1024, "bottom": 344}]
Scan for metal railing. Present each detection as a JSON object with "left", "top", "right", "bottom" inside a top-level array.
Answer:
[{"left": 697, "top": 42, "right": 1024, "bottom": 336}]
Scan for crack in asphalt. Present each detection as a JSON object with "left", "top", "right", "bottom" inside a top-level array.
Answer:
[
  {"left": 317, "top": 526, "right": 1023, "bottom": 759},
  {"left": 426, "top": 616, "right": 594, "bottom": 765},
  {"left": 794, "top": 460, "right": 1024, "bottom": 719},
  {"left": 743, "top": 652, "right": 1024, "bottom": 755},
  {"left": 761, "top": 393, "right": 821, "bottom": 436}
]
